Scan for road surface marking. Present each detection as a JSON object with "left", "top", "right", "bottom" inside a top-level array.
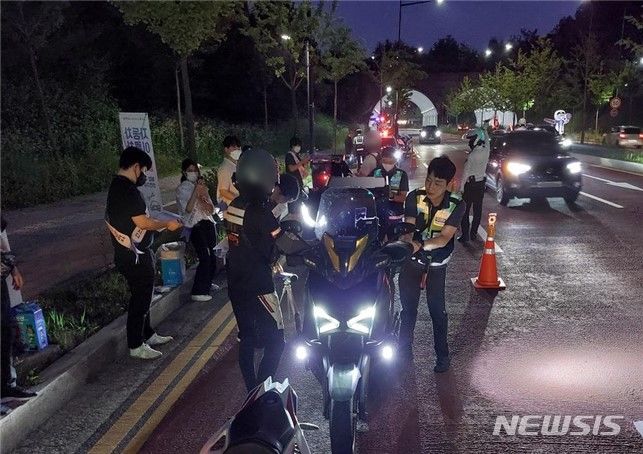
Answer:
[
  {"left": 634, "top": 420, "right": 643, "bottom": 438},
  {"left": 582, "top": 173, "right": 643, "bottom": 192},
  {"left": 89, "top": 303, "right": 235, "bottom": 453},
  {"left": 590, "top": 164, "right": 643, "bottom": 178},
  {"left": 162, "top": 201, "right": 176, "bottom": 208},
  {"left": 579, "top": 191, "right": 624, "bottom": 208}
]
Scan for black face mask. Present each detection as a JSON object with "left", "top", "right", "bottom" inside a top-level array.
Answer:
[{"left": 136, "top": 169, "right": 147, "bottom": 187}]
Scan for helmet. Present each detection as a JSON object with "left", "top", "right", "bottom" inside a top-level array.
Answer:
[
  {"left": 235, "top": 148, "right": 278, "bottom": 196},
  {"left": 518, "top": 117, "right": 527, "bottom": 126}
]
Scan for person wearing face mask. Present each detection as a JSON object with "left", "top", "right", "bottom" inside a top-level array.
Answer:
[
  {"left": 106, "top": 147, "right": 182, "bottom": 360},
  {"left": 217, "top": 135, "right": 242, "bottom": 206},
  {"left": 285, "top": 137, "right": 309, "bottom": 193},
  {"left": 369, "top": 147, "right": 409, "bottom": 240},
  {"left": 176, "top": 158, "right": 217, "bottom": 302}
]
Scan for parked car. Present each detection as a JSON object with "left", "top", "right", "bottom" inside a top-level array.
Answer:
[
  {"left": 602, "top": 126, "right": 642, "bottom": 148},
  {"left": 419, "top": 125, "right": 441, "bottom": 144},
  {"left": 485, "top": 130, "right": 582, "bottom": 205}
]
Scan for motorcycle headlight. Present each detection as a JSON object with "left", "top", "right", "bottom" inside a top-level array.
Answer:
[
  {"left": 300, "top": 203, "right": 316, "bottom": 227},
  {"left": 561, "top": 138, "right": 573, "bottom": 148},
  {"left": 420, "top": 131, "right": 427, "bottom": 138},
  {"left": 506, "top": 162, "right": 532, "bottom": 176},
  {"left": 394, "top": 149, "right": 403, "bottom": 160},
  {"left": 347, "top": 306, "right": 376, "bottom": 334},
  {"left": 314, "top": 305, "right": 340, "bottom": 334},
  {"left": 435, "top": 130, "right": 442, "bottom": 137},
  {"left": 566, "top": 161, "right": 582, "bottom": 174}
]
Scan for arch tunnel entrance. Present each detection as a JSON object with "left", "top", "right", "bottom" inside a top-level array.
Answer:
[{"left": 369, "top": 89, "right": 438, "bottom": 129}]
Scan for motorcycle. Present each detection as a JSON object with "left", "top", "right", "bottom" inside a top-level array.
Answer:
[
  {"left": 200, "top": 377, "right": 317, "bottom": 454},
  {"left": 288, "top": 177, "right": 413, "bottom": 453}
]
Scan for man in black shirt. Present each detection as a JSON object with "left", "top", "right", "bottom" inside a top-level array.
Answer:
[
  {"left": 400, "top": 156, "right": 465, "bottom": 373},
  {"left": 106, "top": 147, "right": 182, "bottom": 360},
  {"left": 224, "top": 149, "right": 286, "bottom": 392}
]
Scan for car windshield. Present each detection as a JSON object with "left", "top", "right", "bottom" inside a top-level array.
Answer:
[
  {"left": 315, "top": 187, "right": 378, "bottom": 241},
  {"left": 424, "top": 126, "right": 437, "bottom": 131},
  {"left": 623, "top": 127, "right": 640, "bottom": 134},
  {"left": 504, "top": 133, "right": 560, "bottom": 155}
]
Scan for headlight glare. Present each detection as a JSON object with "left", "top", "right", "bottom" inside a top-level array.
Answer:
[
  {"left": 347, "top": 306, "right": 376, "bottom": 334},
  {"left": 506, "top": 162, "right": 532, "bottom": 176},
  {"left": 314, "top": 305, "right": 340, "bottom": 334},
  {"left": 567, "top": 161, "right": 582, "bottom": 174},
  {"left": 394, "top": 149, "right": 403, "bottom": 160},
  {"left": 561, "top": 138, "right": 573, "bottom": 148},
  {"left": 435, "top": 130, "right": 442, "bottom": 137},
  {"left": 420, "top": 131, "right": 427, "bottom": 138},
  {"left": 300, "top": 204, "right": 316, "bottom": 227}
]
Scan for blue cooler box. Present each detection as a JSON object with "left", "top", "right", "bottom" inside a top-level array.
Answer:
[
  {"left": 161, "top": 258, "right": 185, "bottom": 287},
  {"left": 12, "top": 302, "right": 49, "bottom": 351}
]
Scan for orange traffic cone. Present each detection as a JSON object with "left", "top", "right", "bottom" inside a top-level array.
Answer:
[{"left": 471, "top": 213, "right": 506, "bottom": 290}]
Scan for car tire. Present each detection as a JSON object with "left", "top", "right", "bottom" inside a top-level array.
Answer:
[
  {"left": 496, "top": 176, "right": 510, "bottom": 206},
  {"left": 564, "top": 191, "right": 579, "bottom": 204}
]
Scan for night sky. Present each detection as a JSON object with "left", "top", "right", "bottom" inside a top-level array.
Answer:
[{"left": 335, "top": 0, "right": 583, "bottom": 52}]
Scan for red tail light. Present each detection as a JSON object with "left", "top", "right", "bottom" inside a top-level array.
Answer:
[
  {"left": 619, "top": 133, "right": 627, "bottom": 139},
  {"left": 639, "top": 134, "right": 643, "bottom": 139}
]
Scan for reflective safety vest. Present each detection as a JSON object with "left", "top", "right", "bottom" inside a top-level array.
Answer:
[{"left": 415, "top": 190, "right": 462, "bottom": 241}]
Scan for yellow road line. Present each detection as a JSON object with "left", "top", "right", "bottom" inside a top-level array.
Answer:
[
  {"left": 122, "top": 317, "right": 236, "bottom": 454},
  {"left": 89, "top": 303, "right": 235, "bottom": 453}
]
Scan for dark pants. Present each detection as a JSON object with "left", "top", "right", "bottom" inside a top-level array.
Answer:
[
  {"left": 115, "top": 251, "right": 156, "bottom": 349},
  {"left": 461, "top": 179, "right": 486, "bottom": 240},
  {"left": 1, "top": 279, "right": 12, "bottom": 391},
  {"left": 230, "top": 292, "right": 285, "bottom": 392},
  {"left": 399, "top": 260, "right": 449, "bottom": 359},
  {"left": 190, "top": 220, "right": 217, "bottom": 296}
]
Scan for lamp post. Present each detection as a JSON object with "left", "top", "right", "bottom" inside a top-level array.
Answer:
[
  {"left": 398, "top": 0, "right": 444, "bottom": 43},
  {"left": 282, "top": 33, "right": 314, "bottom": 152}
]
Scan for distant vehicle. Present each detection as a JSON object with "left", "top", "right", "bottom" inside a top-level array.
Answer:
[
  {"left": 485, "top": 130, "right": 583, "bottom": 205},
  {"left": 457, "top": 123, "right": 470, "bottom": 131},
  {"left": 419, "top": 125, "right": 441, "bottom": 144},
  {"left": 381, "top": 135, "right": 418, "bottom": 178},
  {"left": 531, "top": 124, "right": 572, "bottom": 148},
  {"left": 602, "top": 126, "right": 642, "bottom": 148}
]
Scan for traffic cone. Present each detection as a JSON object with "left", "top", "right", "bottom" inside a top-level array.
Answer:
[{"left": 471, "top": 213, "right": 506, "bottom": 290}]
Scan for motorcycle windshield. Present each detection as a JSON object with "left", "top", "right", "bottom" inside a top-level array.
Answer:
[{"left": 314, "top": 187, "right": 378, "bottom": 242}]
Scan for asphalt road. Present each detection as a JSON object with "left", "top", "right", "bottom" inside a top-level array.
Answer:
[{"left": 13, "top": 135, "right": 643, "bottom": 453}]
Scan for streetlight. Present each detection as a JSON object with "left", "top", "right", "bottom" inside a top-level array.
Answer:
[
  {"left": 639, "top": 56, "right": 643, "bottom": 66},
  {"left": 505, "top": 42, "right": 513, "bottom": 52},
  {"left": 386, "top": 86, "right": 392, "bottom": 94},
  {"left": 282, "top": 32, "right": 313, "bottom": 151},
  {"left": 417, "top": 46, "right": 424, "bottom": 54},
  {"left": 485, "top": 48, "right": 492, "bottom": 58},
  {"left": 398, "top": 0, "right": 444, "bottom": 43},
  {"left": 281, "top": 34, "right": 291, "bottom": 41}
]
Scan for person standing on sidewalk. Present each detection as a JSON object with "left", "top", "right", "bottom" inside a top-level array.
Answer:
[
  {"left": 459, "top": 122, "right": 490, "bottom": 243},
  {"left": 176, "top": 159, "right": 217, "bottom": 303},
  {"left": 106, "top": 147, "right": 182, "bottom": 360},
  {"left": 1, "top": 217, "right": 37, "bottom": 415},
  {"left": 399, "top": 156, "right": 465, "bottom": 373},
  {"left": 217, "top": 135, "right": 242, "bottom": 207}
]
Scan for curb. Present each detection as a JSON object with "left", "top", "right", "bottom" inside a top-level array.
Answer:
[
  {"left": 0, "top": 268, "right": 196, "bottom": 454},
  {"left": 571, "top": 151, "right": 643, "bottom": 176}
]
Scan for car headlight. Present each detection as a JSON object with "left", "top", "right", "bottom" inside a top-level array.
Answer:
[
  {"left": 314, "top": 305, "right": 340, "bottom": 334},
  {"left": 506, "top": 162, "right": 532, "bottom": 176},
  {"left": 300, "top": 204, "right": 316, "bottom": 227},
  {"left": 347, "top": 306, "right": 376, "bottom": 334},
  {"left": 566, "top": 161, "right": 582, "bottom": 174},
  {"left": 561, "top": 138, "right": 573, "bottom": 148},
  {"left": 435, "top": 130, "right": 442, "bottom": 137},
  {"left": 394, "top": 149, "right": 403, "bottom": 160},
  {"left": 420, "top": 131, "right": 427, "bottom": 138}
]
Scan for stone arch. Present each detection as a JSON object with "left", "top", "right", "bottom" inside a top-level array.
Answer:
[{"left": 370, "top": 89, "right": 438, "bottom": 128}]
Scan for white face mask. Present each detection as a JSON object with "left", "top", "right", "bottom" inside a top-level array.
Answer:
[
  {"left": 230, "top": 149, "right": 241, "bottom": 161},
  {"left": 186, "top": 172, "right": 198, "bottom": 183},
  {"left": 382, "top": 163, "right": 395, "bottom": 172}
]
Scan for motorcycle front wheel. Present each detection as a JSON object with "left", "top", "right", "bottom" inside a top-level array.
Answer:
[{"left": 330, "top": 399, "right": 355, "bottom": 453}]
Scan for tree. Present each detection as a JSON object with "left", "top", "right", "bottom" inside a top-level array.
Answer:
[
  {"left": 117, "top": 1, "right": 238, "bottom": 159},
  {"left": 588, "top": 71, "right": 618, "bottom": 131},
  {"left": 618, "top": 10, "right": 643, "bottom": 55},
  {"left": 244, "top": 1, "right": 331, "bottom": 128},
  {"left": 422, "top": 35, "right": 480, "bottom": 72},
  {"left": 319, "top": 19, "right": 365, "bottom": 148},
  {"left": 2, "top": 2, "right": 67, "bottom": 151}
]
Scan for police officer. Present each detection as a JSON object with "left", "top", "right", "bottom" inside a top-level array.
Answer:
[
  {"left": 459, "top": 121, "right": 490, "bottom": 243},
  {"left": 400, "top": 156, "right": 465, "bottom": 373},
  {"left": 224, "top": 149, "right": 286, "bottom": 392},
  {"left": 369, "top": 147, "right": 409, "bottom": 239}
]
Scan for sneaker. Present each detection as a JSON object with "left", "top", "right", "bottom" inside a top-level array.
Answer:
[
  {"left": 192, "top": 294, "right": 213, "bottom": 302},
  {"left": 129, "top": 343, "right": 162, "bottom": 360},
  {"left": 434, "top": 356, "right": 450, "bottom": 373},
  {"left": 1, "top": 386, "right": 37, "bottom": 401},
  {"left": 147, "top": 333, "right": 174, "bottom": 346}
]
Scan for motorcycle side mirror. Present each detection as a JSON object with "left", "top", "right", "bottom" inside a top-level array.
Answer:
[{"left": 280, "top": 220, "right": 302, "bottom": 235}]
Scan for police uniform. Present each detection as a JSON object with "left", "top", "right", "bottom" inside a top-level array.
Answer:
[
  {"left": 399, "top": 189, "right": 465, "bottom": 359},
  {"left": 224, "top": 194, "right": 285, "bottom": 392},
  {"left": 460, "top": 129, "right": 490, "bottom": 242}
]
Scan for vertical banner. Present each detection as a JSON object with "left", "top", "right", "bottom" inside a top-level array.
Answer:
[{"left": 118, "top": 113, "right": 163, "bottom": 214}]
